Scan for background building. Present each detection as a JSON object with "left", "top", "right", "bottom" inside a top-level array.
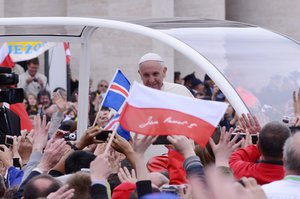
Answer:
[{"left": 0, "top": 0, "right": 299, "bottom": 89}]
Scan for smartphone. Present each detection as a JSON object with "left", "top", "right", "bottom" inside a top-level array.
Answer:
[
  {"left": 95, "top": 130, "right": 112, "bottom": 141},
  {"left": 152, "top": 135, "right": 171, "bottom": 145},
  {"left": 230, "top": 133, "right": 258, "bottom": 144}
]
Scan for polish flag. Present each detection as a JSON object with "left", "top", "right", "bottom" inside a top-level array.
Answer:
[
  {"left": 119, "top": 82, "right": 228, "bottom": 147},
  {"left": 0, "top": 43, "right": 14, "bottom": 68}
]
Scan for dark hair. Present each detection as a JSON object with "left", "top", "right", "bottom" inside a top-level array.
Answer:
[
  {"left": 259, "top": 121, "right": 291, "bottom": 158},
  {"left": 23, "top": 174, "right": 61, "bottom": 199},
  {"left": 37, "top": 89, "right": 51, "bottom": 102},
  {"left": 65, "top": 151, "right": 96, "bottom": 174},
  {"left": 204, "top": 74, "right": 211, "bottom": 82},
  {"left": 108, "top": 173, "right": 121, "bottom": 192},
  {"left": 53, "top": 87, "right": 66, "bottom": 93},
  {"left": 58, "top": 120, "right": 77, "bottom": 132},
  {"left": 27, "top": 57, "right": 40, "bottom": 66}
]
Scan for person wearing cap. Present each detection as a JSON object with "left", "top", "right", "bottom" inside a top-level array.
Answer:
[
  {"left": 183, "top": 72, "right": 196, "bottom": 92},
  {"left": 191, "top": 78, "right": 205, "bottom": 97},
  {"left": 138, "top": 53, "right": 193, "bottom": 97}
]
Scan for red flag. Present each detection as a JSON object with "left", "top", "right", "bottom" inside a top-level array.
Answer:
[
  {"left": 0, "top": 43, "right": 14, "bottom": 68},
  {"left": 120, "top": 82, "right": 228, "bottom": 147},
  {"left": 63, "top": 42, "right": 71, "bottom": 65},
  {"left": 10, "top": 103, "right": 33, "bottom": 131}
]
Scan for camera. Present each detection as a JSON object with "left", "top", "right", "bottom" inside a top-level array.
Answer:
[
  {"left": 282, "top": 116, "right": 300, "bottom": 134},
  {"left": 32, "top": 78, "right": 38, "bottom": 82},
  {"left": 0, "top": 67, "right": 24, "bottom": 104},
  {"left": 0, "top": 134, "right": 14, "bottom": 146},
  {"left": 282, "top": 116, "right": 294, "bottom": 125},
  {"left": 152, "top": 135, "right": 171, "bottom": 145},
  {"left": 64, "top": 132, "right": 77, "bottom": 141},
  {"left": 230, "top": 132, "right": 258, "bottom": 144}
]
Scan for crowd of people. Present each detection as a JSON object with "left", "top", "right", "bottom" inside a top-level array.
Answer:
[{"left": 0, "top": 53, "right": 299, "bottom": 199}]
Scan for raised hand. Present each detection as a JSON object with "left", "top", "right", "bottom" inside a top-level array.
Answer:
[
  {"left": 132, "top": 134, "right": 157, "bottom": 155},
  {"left": 118, "top": 167, "right": 137, "bottom": 183},
  {"left": 53, "top": 92, "right": 67, "bottom": 113},
  {"left": 37, "top": 139, "right": 68, "bottom": 173},
  {"left": 75, "top": 126, "right": 103, "bottom": 150},
  {"left": 90, "top": 152, "right": 112, "bottom": 181},
  {"left": 238, "top": 113, "right": 261, "bottom": 134},
  {"left": 190, "top": 166, "right": 266, "bottom": 199},
  {"left": 32, "top": 114, "right": 50, "bottom": 152},
  {"left": 209, "top": 127, "right": 243, "bottom": 167},
  {"left": 293, "top": 89, "right": 300, "bottom": 117},
  {"left": 167, "top": 135, "right": 195, "bottom": 159},
  {"left": 111, "top": 133, "right": 134, "bottom": 156},
  {"left": 18, "top": 135, "right": 33, "bottom": 166}
]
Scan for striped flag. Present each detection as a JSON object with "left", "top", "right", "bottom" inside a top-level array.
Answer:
[
  {"left": 120, "top": 82, "right": 228, "bottom": 147},
  {"left": 104, "top": 114, "right": 130, "bottom": 141},
  {"left": 101, "top": 69, "right": 131, "bottom": 140},
  {"left": 102, "top": 69, "right": 130, "bottom": 113},
  {"left": 0, "top": 43, "right": 14, "bottom": 68}
]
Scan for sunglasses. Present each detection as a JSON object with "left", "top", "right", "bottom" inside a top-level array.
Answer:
[{"left": 99, "top": 84, "right": 108, "bottom": 88}]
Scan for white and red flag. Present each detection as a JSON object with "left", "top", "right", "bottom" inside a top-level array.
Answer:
[
  {"left": 63, "top": 42, "right": 71, "bottom": 65},
  {"left": 119, "top": 82, "right": 228, "bottom": 147},
  {"left": 0, "top": 43, "right": 14, "bottom": 68}
]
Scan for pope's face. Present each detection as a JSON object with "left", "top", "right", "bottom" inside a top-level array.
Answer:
[{"left": 138, "top": 60, "right": 167, "bottom": 90}]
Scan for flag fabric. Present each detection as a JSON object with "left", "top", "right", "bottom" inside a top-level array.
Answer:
[
  {"left": 63, "top": 42, "right": 71, "bottom": 65},
  {"left": 101, "top": 69, "right": 131, "bottom": 140},
  {"left": 119, "top": 82, "right": 228, "bottom": 147},
  {"left": 104, "top": 114, "right": 119, "bottom": 131},
  {"left": 0, "top": 43, "right": 14, "bottom": 68},
  {"left": 102, "top": 69, "right": 131, "bottom": 113},
  {"left": 10, "top": 103, "right": 33, "bottom": 131},
  {"left": 104, "top": 114, "right": 130, "bottom": 141}
]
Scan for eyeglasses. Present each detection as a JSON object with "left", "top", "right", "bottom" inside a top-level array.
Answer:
[{"left": 99, "top": 84, "right": 108, "bottom": 88}]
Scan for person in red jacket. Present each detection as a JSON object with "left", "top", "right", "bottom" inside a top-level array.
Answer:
[{"left": 229, "top": 121, "right": 291, "bottom": 185}]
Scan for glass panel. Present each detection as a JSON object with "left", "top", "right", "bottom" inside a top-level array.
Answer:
[
  {"left": 163, "top": 26, "right": 300, "bottom": 122},
  {"left": 0, "top": 25, "right": 85, "bottom": 36}
]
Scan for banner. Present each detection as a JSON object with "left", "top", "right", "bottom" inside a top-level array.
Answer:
[
  {"left": 120, "top": 82, "right": 228, "bottom": 147},
  {"left": 7, "top": 41, "right": 56, "bottom": 62}
]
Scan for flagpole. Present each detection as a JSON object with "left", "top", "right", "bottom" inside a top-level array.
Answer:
[
  {"left": 92, "top": 68, "right": 119, "bottom": 127},
  {"left": 104, "top": 122, "right": 119, "bottom": 154}
]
